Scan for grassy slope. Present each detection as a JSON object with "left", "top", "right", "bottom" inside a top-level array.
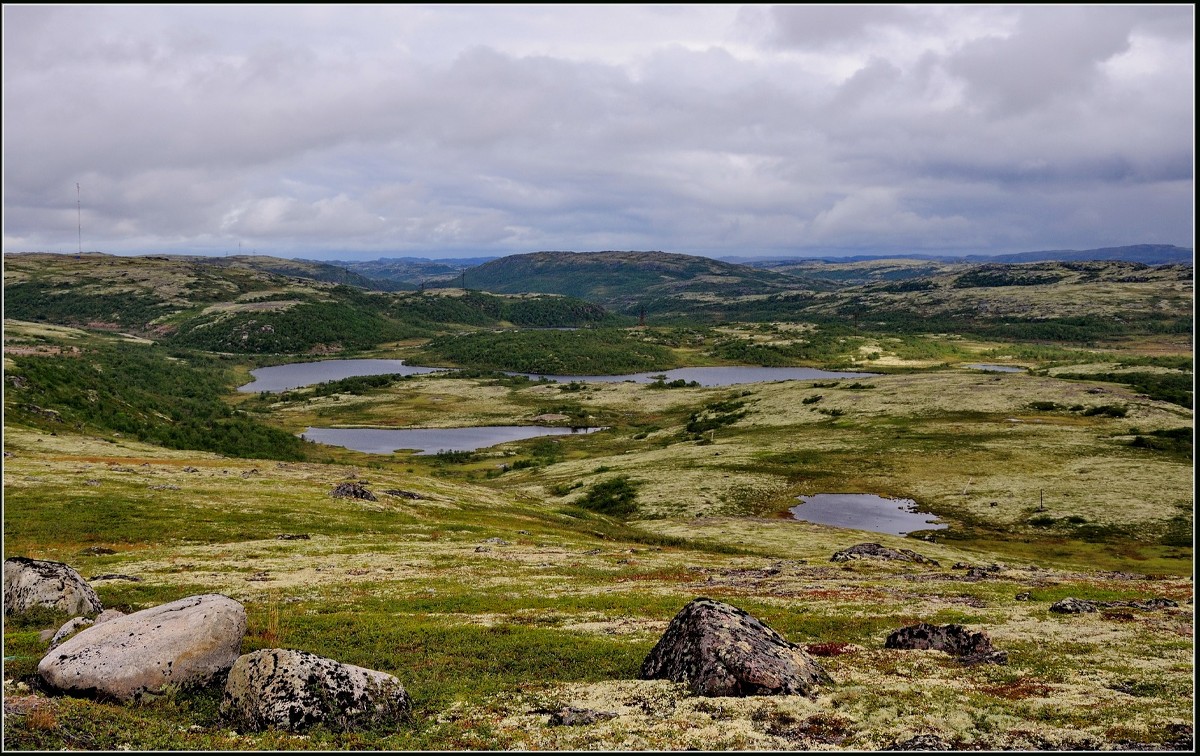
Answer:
[{"left": 3, "top": 420, "right": 1192, "bottom": 750}]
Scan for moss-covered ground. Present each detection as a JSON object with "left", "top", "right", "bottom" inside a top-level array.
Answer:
[{"left": 3, "top": 308, "right": 1193, "bottom": 750}]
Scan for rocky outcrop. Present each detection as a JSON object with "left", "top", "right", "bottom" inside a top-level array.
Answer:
[
  {"left": 1050, "top": 597, "right": 1097, "bottom": 614},
  {"left": 38, "top": 594, "right": 246, "bottom": 701},
  {"left": 885, "top": 623, "right": 1007, "bottom": 665},
  {"left": 330, "top": 482, "right": 377, "bottom": 501},
  {"left": 1050, "top": 596, "right": 1179, "bottom": 614},
  {"left": 221, "top": 648, "right": 410, "bottom": 732},
  {"left": 830, "top": 543, "right": 939, "bottom": 566},
  {"left": 885, "top": 734, "right": 955, "bottom": 750},
  {"left": 640, "top": 597, "right": 830, "bottom": 697},
  {"left": 547, "top": 706, "right": 618, "bottom": 726},
  {"left": 3, "top": 557, "right": 103, "bottom": 617}
]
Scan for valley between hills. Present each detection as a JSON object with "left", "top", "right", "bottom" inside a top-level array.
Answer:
[{"left": 2, "top": 248, "right": 1193, "bottom": 750}]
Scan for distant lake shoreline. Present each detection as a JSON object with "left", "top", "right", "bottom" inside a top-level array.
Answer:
[
  {"left": 301, "top": 425, "right": 606, "bottom": 455},
  {"left": 239, "top": 359, "right": 879, "bottom": 393}
]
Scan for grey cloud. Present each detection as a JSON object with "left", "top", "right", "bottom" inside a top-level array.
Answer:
[
  {"left": 2, "top": 5, "right": 1192, "bottom": 257},
  {"left": 759, "top": 5, "right": 926, "bottom": 49},
  {"left": 945, "top": 6, "right": 1134, "bottom": 115}
]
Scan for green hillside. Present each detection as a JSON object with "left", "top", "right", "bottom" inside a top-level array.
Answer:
[
  {"left": 3, "top": 253, "right": 615, "bottom": 354},
  {"left": 446, "top": 251, "right": 824, "bottom": 309}
]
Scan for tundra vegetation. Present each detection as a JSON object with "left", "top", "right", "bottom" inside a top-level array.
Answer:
[{"left": 2, "top": 250, "right": 1193, "bottom": 750}]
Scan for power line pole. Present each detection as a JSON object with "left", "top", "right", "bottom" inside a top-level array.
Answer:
[{"left": 76, "top": 183, "right": 82, "bottom": 258}]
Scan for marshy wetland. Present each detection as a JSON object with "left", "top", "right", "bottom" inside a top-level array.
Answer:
[{"left": 2, "top": 252, "right": 1193, "bottom": 750}]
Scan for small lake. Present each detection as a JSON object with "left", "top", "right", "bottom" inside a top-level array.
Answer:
[
  {"left": 966, "top": 364, "right": 1024, "bottom": 373},
  {"left": 790, "top": 493, "right": 947, "bottom": 536},
  {"left": 514, "top": 366, "right": 878, "bottom": 387},
  {"left": 239, "top": 359, "right": 444, "bottom": 392},
  {"left": 239, "top": 360, "right": 877, "bottom": 392},
  {"left": 301, "top": 425, "right": 606, "bottom": 455}
]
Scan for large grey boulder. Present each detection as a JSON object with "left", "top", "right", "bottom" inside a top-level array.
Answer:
[
  {"left": 221, "top": 648, "right": 411, "bottom": 732},
  {"left": 38, "top": 594, "right": 246, "bottom": 701},
  {"left": 3, "top": 557, "right": 103, "bottom": 617},
  {"left": 640, "top": 597, "right": 830, "bottom": 697}
]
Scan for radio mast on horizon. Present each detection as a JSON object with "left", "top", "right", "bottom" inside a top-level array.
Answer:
[{"left": 76, "top": 183, "right": 82, "bottom": 258}]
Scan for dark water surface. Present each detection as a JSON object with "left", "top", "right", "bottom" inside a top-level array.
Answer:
[
  {"left": 240, "top": 359, "right": 443, "bottom": 393},
  {"left": 515, "top": 366, "right": 878, "bottom": 386},
  {"left": 790, "top": 493, "right": 947, "bottom": 536},
  {"left": 966, "top": 364, "right": 1025, "bottom": 373},
  {"left": 301, "top": 425, "right": 605, "bottom": 455}
]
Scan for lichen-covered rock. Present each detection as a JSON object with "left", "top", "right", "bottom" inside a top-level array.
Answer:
[
  {"left": 548, "top": 706, "right": 618, "bottom": 726},
  {"left": 1050, "top": 597, "right": 1098, "bottom": 614},
  {"left": 221, "top": 648, "right": 411, "bottom": 732},
  {"left": 640, "top": 597, "right": 830, "bottom": 697},
  {"left": 3, "top": 556, "right": 103, "bottom": 617},
  {"left": 885, "top": 733, "right": 954, "bottom": 750},
  {"left": 884, "top": 623, "right": 1007, "bottom": 665},
  {"left": 830, "top": 543, "right": 939, "bottom": 566},
  {"left": 38, "top": 594, "right": 246, "bottom": 701},
  {"left": 330, "top": 482, "right": 376, "bottom": 501}
]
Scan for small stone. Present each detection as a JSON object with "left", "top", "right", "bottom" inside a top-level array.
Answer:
[
  {"left": 548, "top": 706, "right": 618, "bottom": 726},
  {"left": 49, "top": 617, "right": 94, "bottom": 649}
]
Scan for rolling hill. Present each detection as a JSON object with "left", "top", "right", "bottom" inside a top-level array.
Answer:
[{"left": 442, "top": 250, "right": 827, "bottom": 310}]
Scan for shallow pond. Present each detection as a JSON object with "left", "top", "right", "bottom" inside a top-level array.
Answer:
[
  {"left": 301, "top": 425, "right": 605, "bottom": 455},
  {"left": 239, "top": 359, "right": 444, "bottom": 392},
  {"left": 514, "top": 366, "right": 878, "bottom": 387},
  {"left": 790, "top": 493, "right": 947, "bottom": 536},
  {"left": 240, "top": 359, "right": 878, "bottom": 392},
  {"left": 966, "top": 364, "right": 1024, "bottom": 373}
]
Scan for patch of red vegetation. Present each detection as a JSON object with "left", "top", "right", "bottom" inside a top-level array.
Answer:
[
  {"left": 982, "top": 679, "right": 1055, "bottom": 700},
  {"left": 805, "top": 642, "right": 856, "bottom": 657},
  {"left": 1101, "top": 610, "right": 1137, "bottom": 622},
  {"left": 615, "top": 568, "right": 696, "bottom": 583},
  {"left": 792, "top": 588, "right": 883, "bottom": 601}
]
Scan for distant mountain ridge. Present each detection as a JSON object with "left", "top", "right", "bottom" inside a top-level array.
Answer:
[{"left": 724, "top": 244, "right": 1192, "bottom": 267}]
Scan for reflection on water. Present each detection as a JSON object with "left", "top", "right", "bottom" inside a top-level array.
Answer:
[
  {"left": 301, "top": 425, "right": 605, "bottom": 455},
  {"left": 790, "top": 493, "right": 947, "bottom": 536},
  {"left": 239, "top": 359, "right": 879, "bottom": 392},
  {"left": 239, "top": 359, "right": 443, "bottom": 393},
  {"left": 966, "top": 364, "right": 1024, "bottom": 373},
  {"left": 513, "top": 366, "right": 878, "bottom": 386}
]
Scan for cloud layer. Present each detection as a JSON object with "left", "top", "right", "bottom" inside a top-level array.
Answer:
[{"left": 3, "top": 5, "right": 1192, "bottom": 258}]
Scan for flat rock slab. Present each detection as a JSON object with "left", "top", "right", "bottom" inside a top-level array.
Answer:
[
  {"left": 831, "top": 543, "right": 939, "bottom": 566},
  {"left": 4, "top": 557, "right": 103, "bottom": 617},
  {"left": 222, "top": 648, "right": 411, "bottom": 732},
  {"left": 38, "top": 594, "right": 246, "bottom": 701},
  {"left": 640, "top": 597, "right": 830, "bottom": 697},
  {"left": 885, "top": 623, "right": 1007, "bottom": 665}
]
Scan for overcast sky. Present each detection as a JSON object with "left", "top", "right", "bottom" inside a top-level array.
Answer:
[{"left": 2, "top": 4, "right": 1194, "bottom": 260}]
